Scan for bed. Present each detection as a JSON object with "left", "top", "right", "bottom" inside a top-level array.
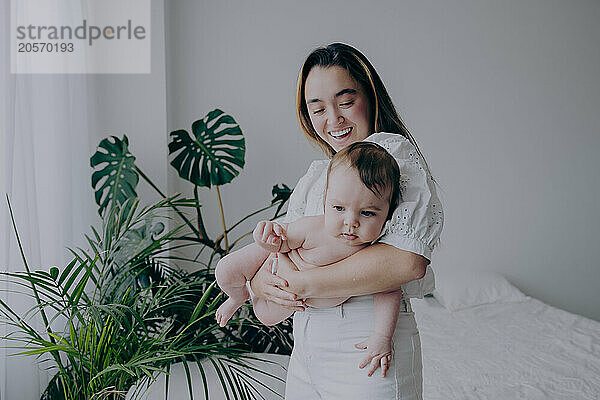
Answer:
[
  {"left": 413, "top": 296, "right": 599, "bottom": 399},
  {"left": 412, "top": 266, "right": 600, "bottom": 400},
  {"left": 128, "top": 269, "right": 600, "bottom": 399}
]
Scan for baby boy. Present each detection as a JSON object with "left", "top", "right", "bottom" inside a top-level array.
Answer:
[{"left": 215, "top": 141, "right": 403, "bottom": 377}]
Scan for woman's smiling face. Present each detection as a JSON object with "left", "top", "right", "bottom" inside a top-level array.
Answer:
[{"left": 304, "top": 66, "right": 372, "bottom": 153}]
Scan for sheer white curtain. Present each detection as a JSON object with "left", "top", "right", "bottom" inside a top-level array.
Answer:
[{"left": 1, "top": 1, "right": 97, "bottom": 398}]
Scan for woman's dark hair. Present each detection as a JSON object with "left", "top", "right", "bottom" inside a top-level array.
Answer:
[{"left": 296, "top": 42, "right": 433, "bottom": 176}]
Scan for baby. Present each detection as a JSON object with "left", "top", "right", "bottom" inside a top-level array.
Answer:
[{"left": 215, "top": 141, "right": 403, "bottom": 376}]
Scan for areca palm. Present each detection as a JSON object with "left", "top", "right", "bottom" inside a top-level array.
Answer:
[
  {"left": 2, "top": 109, "right": 293, "bottom": 399},
  {"left": 2, "top": 196, "right": 281, "bottom": 399}
]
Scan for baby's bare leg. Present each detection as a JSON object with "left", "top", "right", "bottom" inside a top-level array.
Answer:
[
  {"left": 250, "top": 253, "right": 303, "bottom": 326},
  {"left": 215, "top": 243, "right": 270, "bottom": 327},
  {"left": 252, "top": 296, "right": 294, "bottom": 326}
]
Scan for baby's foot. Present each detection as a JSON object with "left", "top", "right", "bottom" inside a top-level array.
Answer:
[{"left": 215, "top": 297, "right": 247, "bottom": 327}]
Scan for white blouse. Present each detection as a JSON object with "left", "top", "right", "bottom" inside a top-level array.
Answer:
[{"left": 282, "top": 132, "right": 443, "bottom": 298}]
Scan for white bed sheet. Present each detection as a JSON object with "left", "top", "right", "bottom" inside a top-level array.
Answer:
[{"left": 412, "top": 297, "right": 600, "bottom": 400}]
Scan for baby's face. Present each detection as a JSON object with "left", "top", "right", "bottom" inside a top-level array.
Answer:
[{"left": 324, "top": 165, "right": 391, "bottom": 246}]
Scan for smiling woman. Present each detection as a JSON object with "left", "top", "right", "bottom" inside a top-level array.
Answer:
[
  {"left": 304, "top": 66, "right": 372, "bottom": 152},
  {"left": 241, "top": 43, "right": 443, "bottom": 400}
]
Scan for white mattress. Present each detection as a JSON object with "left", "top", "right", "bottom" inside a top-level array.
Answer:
[{"left": 412, "top": 297, "right": 600, "bottom": 400}]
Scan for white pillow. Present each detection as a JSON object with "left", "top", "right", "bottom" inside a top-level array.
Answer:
[{"left": 432, "top": 267, "right": 528, "bottom": 311}]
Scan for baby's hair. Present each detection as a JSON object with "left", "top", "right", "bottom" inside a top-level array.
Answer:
[{"left": 326, "top": 142, "right": 400, "bottom": 221}]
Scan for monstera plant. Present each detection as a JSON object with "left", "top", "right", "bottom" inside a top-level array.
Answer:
[
  {"left": 168, "top": 108, "right": 246, "bottom": 251},
  {"left": 1, "top": 109, "right": 293, "bottom": 400},
  {"left": 90, "top": 109, "right": 290, "bottom": 259}
]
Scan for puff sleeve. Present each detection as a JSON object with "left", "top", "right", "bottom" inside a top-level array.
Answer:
[{"left": 365, "top": 132, "right": 444, "bottom": 298}]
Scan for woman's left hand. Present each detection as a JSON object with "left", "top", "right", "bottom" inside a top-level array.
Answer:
[
  {"left": 249, "top": 253, "right": 305, "bottom": 310},
  {"left": 272, "top": 252, "right": 306, "bottom": 298}
]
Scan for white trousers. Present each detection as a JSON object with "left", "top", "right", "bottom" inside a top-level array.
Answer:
[{"left": 285, "top": 295, "right": 423, "bottom": 400}]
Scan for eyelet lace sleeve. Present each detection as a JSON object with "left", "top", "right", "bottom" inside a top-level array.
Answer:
[{"left": 365, "top": 132, "right": 444, "bottom": 298}]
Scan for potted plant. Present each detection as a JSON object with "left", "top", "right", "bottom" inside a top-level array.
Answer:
[{"left": 1, "top": 109, "right": 293, "bottom": 399}]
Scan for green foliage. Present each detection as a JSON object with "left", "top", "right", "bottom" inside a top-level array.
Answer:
[
  {"left": 2, "top": 109, "right": 294, "bottom": 399},
  {"left": 90, "top": 136, "right": 139, "bottom": 217},
  {"left": 2, "top": 197, "right": 286, "bottom": 400},
  {"left": 271, "top": 184, "right": 292, "bottom": 216},
  {"left": 169, "top": 109, "right": 245, "bottom": 188}
]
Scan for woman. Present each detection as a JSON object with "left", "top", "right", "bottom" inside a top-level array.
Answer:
[{"left": 249, "top": 43, "right": 443, "bottom": 399}]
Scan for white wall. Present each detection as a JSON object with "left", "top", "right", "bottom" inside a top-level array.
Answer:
[
  {"left": 164, "top": 0, "right": 600, "bottom": 321},
  {"left": 87, "top": 0, "right": 168, "bottom": 207}
]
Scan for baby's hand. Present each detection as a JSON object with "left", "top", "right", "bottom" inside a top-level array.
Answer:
[
  {"left": 253, "top": 221, "right": 287, "bottom": 253},
  {"left": 354, "top": 334, "right": 393, "bottom": 377}
]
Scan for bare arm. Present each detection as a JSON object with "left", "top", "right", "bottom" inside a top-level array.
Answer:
[
  {"left": 354, "top": 289, "right": 403, "bottom": 377},
  {"left": 274, "top": 243, "right": 428, "bottom": 299},
  {"left": 253, "top": 218, "right": 310, "bottom": 254},
  {"left": 372, "top": 290, "right": 403, "bottom": 339}
]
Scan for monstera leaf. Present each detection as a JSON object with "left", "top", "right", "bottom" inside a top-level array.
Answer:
[
  {"left": 90, "top": 135, "right": 139, "bottom": 216},
  {"left": 168, "top": 109, "right": 245, "bottom": 188}
]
